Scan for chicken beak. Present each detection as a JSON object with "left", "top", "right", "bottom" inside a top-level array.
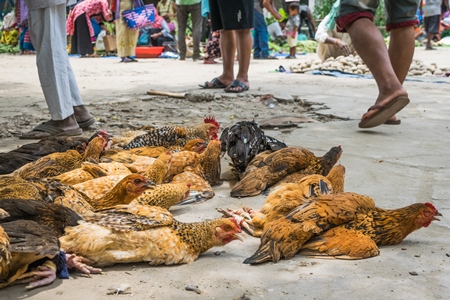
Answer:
[
  {"left": 144, "top": 180, "right": 156, "bottom": 189},
  {"left": 233, "top": 234, "right": 245, "bottom": 242},
  {"left": 433, "top": 211, "right": 442, "bottom": 221}
]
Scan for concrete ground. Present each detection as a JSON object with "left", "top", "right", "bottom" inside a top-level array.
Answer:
[{"left": 0, "top": 47, "right": 449, "bottom": 299}]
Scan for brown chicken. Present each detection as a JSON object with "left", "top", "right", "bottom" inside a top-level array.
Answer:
[
  {"left": 0, "top": 136, "right": 88, "bottom": 175},
  {"left": 171, "top": 170, "right": 215, "bottom": 202},
  {"left": 219, "top": 174, "right": 334, "bottom": 237},
  {"left": 11, "top": 135, "right": 109, "bottom": 180},
  {"left": 51, "top": 161, "right": 133, "bottom": 186},
  {"left": 0, "top": 176, "right": 47, "bottom": 201},
  {"left": 301, "top": 202, "right": 442, "bottom": 259},
  {"left": 230, "top": 146, "right": 342, "bottom": 197},
  {"left": 130, "top": 182, "right": 191, "bottom": 209},
  {"left": 123, "top": 116, "right": 219, "bottom": 150},
  {"left": 60, "top": 204, "right": 243, "bottom": 267},
  {"left": 244, "top": 194, "right": 442, "bottom": 264},
  {"left": 141, "top": 152, "right": 172, "bottom": 184},
  {"left": 0, "top": 199, "right": 101, "bottom": 289}
]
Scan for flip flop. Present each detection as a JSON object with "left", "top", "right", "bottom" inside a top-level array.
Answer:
[
  {"left": 224, "top": 79, "right": 249, "bottom": 93},
  {"left": 19, "top": 123, "right": 83, "bottom": 140},
  {"left": 358, "top": 96, "right": 409, "bottom": 129},
  {"left": 77, "top": 116, "right": 96, "bottom": 128},
  {"left": 199, "top": 77, "right": 227, "bottom": 89},
  {"left": 384, "top": 119, "right": 401, "bottom": 125}
]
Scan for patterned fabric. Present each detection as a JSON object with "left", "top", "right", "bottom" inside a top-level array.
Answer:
[
  {"left": 66, "top": 0, "right": 110, "bottom": 37},
  {"left": 122, "top": 3, "right": 155, "bottom": 29},
  {"left": 204, "top": 30, "right": 221, "bottom": 60}
]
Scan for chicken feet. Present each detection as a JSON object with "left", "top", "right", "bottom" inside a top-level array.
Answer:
[
  {"left": 216, "top": 208, "right": 254, "bottom": 235},
  {"left": 14, "top": 266, "right": 57, "bottom": 289},
  {"left": 66, "top": 253, "right": 103, "bottom": 275}
]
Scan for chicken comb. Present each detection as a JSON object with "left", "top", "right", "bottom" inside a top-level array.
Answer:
[
  {"left": 186, "top": 183, "right": 191, "bottom": 188},
  {"left": 204, "top": 116, "right": 219, "bottom": 129},
  {"left": 425, "top": 202, "right": 437, "bottom": 210}
]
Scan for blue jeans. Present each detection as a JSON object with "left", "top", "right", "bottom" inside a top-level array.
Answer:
[{"left": 253, "top": 9, "right": 269, "bottom": 58}]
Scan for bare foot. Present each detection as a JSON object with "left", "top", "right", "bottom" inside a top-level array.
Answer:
[
  {"left": 203, "top": 59, "right": 217, "bottom": 64},
  {"left": 73, "top": 105, "right": 92, "bottom": 123}
]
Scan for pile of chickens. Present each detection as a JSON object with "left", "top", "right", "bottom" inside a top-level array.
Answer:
[{"left": 0, "top": 117, "right": 441, "bottom": 290}]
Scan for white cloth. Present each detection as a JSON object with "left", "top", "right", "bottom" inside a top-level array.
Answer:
[
  {"left": 422, "top": 0, "right": 442, "bottom": 17},
  {"left": 27, "top": 3, "right": 83, "bottom": 120},
  {"left": 267, "top": 22, "right": 284, "bottom": 40},
  {"left": 316, "top": 15, "right": 354, "bottom": 61}
]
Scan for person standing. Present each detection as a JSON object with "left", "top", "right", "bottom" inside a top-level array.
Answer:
[
  {"left": 252, "top": 0, "right": 271, "bottom": 59},
  {"left": 336, "top": 0, "right": 421, "bottom": 128},
  {"left": 199, "top": 0, "right": 254, "bottom": 92},
  {"left": 20, "top": 0, "right": 95, "bottom": 139},
  {"left": 284, "top": 1, "right": 300, "bottom": 59},
  {"left": 157, "top": 0, "right": 178, "bottom": 32},
  {"left": 112, "top": 0, "right": 139, "bottom": 62},
  {"left": 67, "top": 0, "right": 112, "bottom": 57},
  {"left": 420, "top": 0, "right": 449, "bottom": 50},
  {"left": 176, "top": 0, "right": 202, "bottom": 60}
]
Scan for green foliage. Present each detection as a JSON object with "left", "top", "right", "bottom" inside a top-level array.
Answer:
[
  {"left": 314, "top": 0, "right": 334, "bottom": 19},
  {"left": 0, "top": 44, "right": 20, "bottom": 54}
]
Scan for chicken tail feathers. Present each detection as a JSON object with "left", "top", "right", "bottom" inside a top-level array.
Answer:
[{"left": 243, "top": 241, "right": 278, "bottom": 265}]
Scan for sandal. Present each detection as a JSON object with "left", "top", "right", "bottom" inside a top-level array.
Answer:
[
  {"left": 19, "top": 123, "right": 83, "bottom": 140},
  {"left": 199, "top": 77, "right": 227, "bottom": 89},
  {"left": 359, "top": 96, "right": 409, "bottom": 129},
  {"left": 224, "top": 79, "right": 249, "bottom": 93}
]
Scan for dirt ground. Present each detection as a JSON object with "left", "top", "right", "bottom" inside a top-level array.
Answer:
[{"left": 0, "top": 48, "right": 449, "bottom": 299}]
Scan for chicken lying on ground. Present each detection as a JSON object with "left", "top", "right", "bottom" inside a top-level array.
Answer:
[
  {"left": 164, "top": 140, "right": 222, "bottom": 186},
  {"left": 122, "top": 116, "right": 219, "bottom": 149},
  {"left": 51, "top": 161, "right": 134, "bottom": 186},
  {"left": 219, "top": 173, "right": 335, "bottom": 237},
  {"left": 0, "top": 136, "right": 88, "bottom": 175},
  {"left": 70, "top": 152, "right": 172, "bottom": 198},
  {"left": 11, "top": 134, "right": 110, "bottom": 180},
  {"left": 0, "top": 174, "right": 155, "bottom": 217},
  {"left": 244, "top": 193, "right": 442, "bottom": 264},
  {"left": 230, "top": 146, "right": 342, "bottom": 197},
  {"left": 60, "top": 205, "right": 243, "bottom": 267},
  {"left": 220, "top": 120, "right": 287, "bottom": 179},
  {"left": 0, "top": 199, "right": 101, "bottom": 289}
]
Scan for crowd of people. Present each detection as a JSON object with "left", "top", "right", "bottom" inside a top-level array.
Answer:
[{"left": 1, "top": 0, "right": 449, "bottom": 139}]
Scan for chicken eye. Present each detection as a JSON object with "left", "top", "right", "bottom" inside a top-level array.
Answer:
[
  {"left": 224, "top": 225, "right": 231, "bottom": 231},
  {"left": 134, "top": 179, "right": 142, "bottom": 184}
]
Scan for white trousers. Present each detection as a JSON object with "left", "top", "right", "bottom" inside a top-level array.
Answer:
[{"left": 28, "top": 3, "right": 83, "bottom": 120}]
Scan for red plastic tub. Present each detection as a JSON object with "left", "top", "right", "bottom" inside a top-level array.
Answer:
[{"left": 135, "top": 46, "right": 164, "bottom": 58}]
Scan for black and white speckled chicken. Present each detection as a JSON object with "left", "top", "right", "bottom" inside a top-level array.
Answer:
[
  {"left": 123, "top": 117, "right": 220, "bottom": 150},
  {"left": 220, "top": 120, "right": 287, "bottom": 178}
]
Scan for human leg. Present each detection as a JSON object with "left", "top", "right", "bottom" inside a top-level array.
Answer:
[
  {"left": 177, "top": 5, "right": 188, "bottom": 59},
  {"left": 22, "top": 4, "right": 84, "bottom": 139},
  {"left": 190, "top": 2, "right": 203, "bottom": 60},
  {"left": 224, "top": 29, "right": 251, "bottom": 92},
  {"left": 337, "top": 0, "right": 415, "bottom": 128}
]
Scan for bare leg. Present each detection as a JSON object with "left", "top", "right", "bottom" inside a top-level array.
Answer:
[
  {"left": 204, "top": 30, "right": 235, "bottom": 87},
  {"left": 73, "top": 105, "right": 93, "bottom": 123},
  {"left": 346, "top": 18, "right": 408, "bottom": 124},
  {"left": 387, "top": 26, "right": 415, "bottom": 122},
  {"left": 232, "top": 29, "right": 252, "bottom": 90},
  {"left": 425, "top": 32, "right": 434, "bottom": 49}
]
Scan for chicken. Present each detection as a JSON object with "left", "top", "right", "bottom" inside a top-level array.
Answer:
[
  {"left": 60, "top": 205, "right": 242, "bottom": 267},
  {"left": 198, "top": 139, "right": 222, "bottom": 186},
  {"left": 220, "top": 120, "right": 287, "bottom": 178},
  {"left": 123, "top": 116, "right": 219, "bottom": 150},
  {"left": 164, "top": 140, "right": 222, "bottom": 186},
  {"left": 306, "top": 202, "right": 443, "bottom": 260},
  {"left": 0, "top": 199, "right": 101, "bottom": 289},
  {"left": 11, "top": 135, "right": 109, "bottom": 180},
  {"left": 0, "top": 176, "right": 47, "bottom": 201},
  {"left": 230, "top": 146, "right": 342, "bottom": 197},
  {"left": 244, "top": 192, "right": 376, "bottom": 264},
  {"left": 79, "top": 174, "right": 155, "bottom": 211},
  {"left": 141, "top": 151, "right": 172, "bottom": 184},
  {"left": 130, "top": 183, "right": 190, "bottom": 209},
  {"left": 219, "top": 174, "right": 333, "bottom": 237},
  {"left": 50, "top": 161, "right": 133, "bottom": 186},
  {"left": 171, "top": 170, "right": 215, "bottom": 202},
  {"left": 0, "top": 136, "right": 88, "bottom": 175},
  {"left": 325, "top": 164, "right": 346, "bottom": 193},
  {"left": 244, "top": 194, "right": 442, "bottom": 264}
]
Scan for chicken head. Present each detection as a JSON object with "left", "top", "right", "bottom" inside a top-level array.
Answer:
[
  {"left": 416, "top": 202, "right": 442, "bottom": 228},
  {"left": 214, "top": 218, "right": 243, "bottom": 245}
]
